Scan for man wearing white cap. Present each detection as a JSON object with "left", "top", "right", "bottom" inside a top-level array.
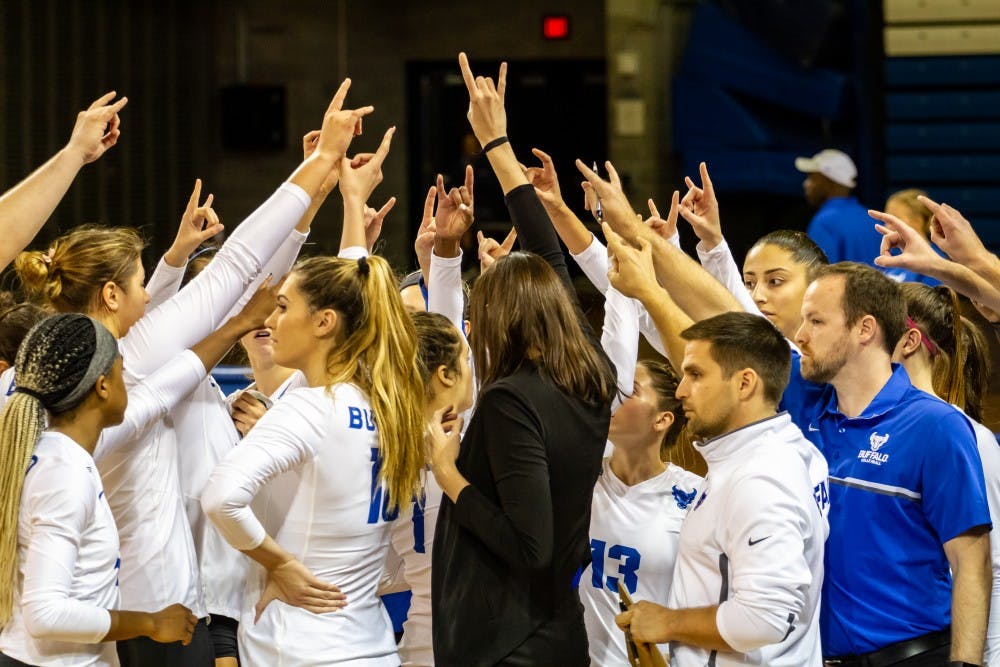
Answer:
[{"left": 795, "top": 149, "right": 882, "bottom": 267}]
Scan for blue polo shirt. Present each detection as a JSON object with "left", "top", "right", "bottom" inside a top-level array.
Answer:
[
  {"left": 807, "top": 196, "right": 885, "bottom": 267},
  {"left": 779, "top": 350, "right": 826, "bottom": 428},
  {"left": 790, "top": 364, "right": 990, "bottom": 656}
]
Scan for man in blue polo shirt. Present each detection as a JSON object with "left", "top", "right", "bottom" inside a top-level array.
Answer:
[
  {"left": 796, "top": 150, "right": 883, "bottom": 268},
  {"left": 789, "top": 262, "right": 991, "bottom": 666}
]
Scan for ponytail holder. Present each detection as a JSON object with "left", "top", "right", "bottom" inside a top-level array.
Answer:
[
  {"left": 13, "top": 386, "right": 45, "bottom": 402},
  {"left": 41, "top": 248, "right": 55, "bottom": 265},
  {"left": 357, "top": 256, "right": 370, "bottom": 277}
]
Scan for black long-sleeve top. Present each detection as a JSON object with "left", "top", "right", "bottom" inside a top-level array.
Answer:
[{"left": 432, "top": 184, "right": 613, "bottom": 666}]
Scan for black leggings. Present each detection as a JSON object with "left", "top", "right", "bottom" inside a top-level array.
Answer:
[{"left": 117, "top": 616, "right": 214, "bottom": 667}]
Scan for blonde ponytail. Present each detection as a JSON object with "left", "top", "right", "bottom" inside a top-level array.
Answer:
[{"left": 293, "top": 256, "right": 426, "bottom": 511}]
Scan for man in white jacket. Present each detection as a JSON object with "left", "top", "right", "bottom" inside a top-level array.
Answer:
[{"left": 616, "top": 312, "right": 828, "bottom": 666}]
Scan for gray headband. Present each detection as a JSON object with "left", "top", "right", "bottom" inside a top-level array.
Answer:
[{"left": 47, "top": 318, "right": 120, "bottom": 413}]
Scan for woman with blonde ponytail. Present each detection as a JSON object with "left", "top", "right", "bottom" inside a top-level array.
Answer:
[
  {"left": 893, "top": 282, "right": 999, "bottom": 665},
  {"left": 0, "top": 314, "right": 197, "bottom": 666},
  {"left": 203, "top": 121, "right": 424, "bottom": 665},
  {"left": 6, "top": 80, "right": 378, "bottom": 667}
]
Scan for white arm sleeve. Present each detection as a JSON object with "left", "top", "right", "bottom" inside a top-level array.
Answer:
[
  {"left": 144, "top": 256, "right": 186, "bottom": 310},
  {"left": 223, "top": 229, "right": 309, "bottom": 321},
  {"left": 428, "top": 251, "right": 464, "bottom": 331},
  {"left": 338, "top": 245, "right": 369, "bottom": 260},
  {"left": 570, "top": 235, "right": 610, "bottom": 295},
  {"left": 573, "top": 236, "right": 669, "bottom": 359},
  {"left": 601, "top": 287, "right": 639, "bottom": 412},
  {"left": 202, "top": 392, "right": 323, "bottom": 551},
  {"left": 94, "top": 350, "right": 206, "bottom": 460},
  {"left": 696, "top": 240, "right": 764, "bottom": 318},
  {"left": 715, "top": 473, "right": 813, "bottom": 652},
  {"left": 121, "top": 183, "right": 311, "bottom": 379},
  {"left": 20, "top": 465, "right": 111, "bottom": 643}
]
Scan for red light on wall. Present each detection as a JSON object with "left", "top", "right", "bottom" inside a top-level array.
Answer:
[{"left": 543, "top": 15, "right": 570, "bottom": 40}]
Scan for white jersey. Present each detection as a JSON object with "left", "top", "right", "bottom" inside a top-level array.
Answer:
[
  {"left": 173, "top": 227, "right": 309, "bottom": 620},
  {"left": 0, "top": 432, "right": 119, "bottom": 666},
  {"left": 203, "top": 384, "right": 398, "bottom": 666},
  {"left": 667, "top": 413, "right": 828, "bottom": 667},
  {"left": 96, "top": 181, "right": 310, "bottom": 616},
  {"left": 581, "top": 458, "right": 702, "bottom": 666},
  {"left": 571, "top": 237, "right": 669, "bottom": 359},
  {"left": 386, "top": 474, "right": 442, "bottom": 667},
  {"left": 958, "top": 409, "right": 1000, "bottom": 666},
  {"left": 228, "top": 371, "right": 308, "bottom": 539},
  {"left": 173, "top": 376, "right": 248, "bottom": 620}
]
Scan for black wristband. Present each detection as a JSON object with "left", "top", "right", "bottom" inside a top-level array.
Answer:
[
  {"left": 948, "top": 662, "right": 981, "bottom": 667},
  {"left": 482, "top": 135, "right": 509, "bottom": 154}
]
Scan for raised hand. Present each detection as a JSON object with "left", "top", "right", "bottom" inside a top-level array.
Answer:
[
  {"left": 918, "top": 195, "right": 990, "bottom": 266},
  {"left": 677, "top": 161, "right": 722, "bottom": 248},
  {"left": 644, "top": 192, "right": 680, "bottom": 241},
  {"left": 521, "top": 148, "right": 562, "bottom": 208},
  {"left": 363, "top": 197, "right": 397, "bottom": 251},
  {"left": 163, "top": 179, "right": 224, "bottom": 267},
  {"left": 148, "top": 603, "right": 197, "bottom": 645},
  {"left": 478, "top": 227, "right": 517, "bottom": 274},
  {"left": 415, "top": 186, "right": 437, "bottom": 280},
  {"left": 66, "top": 92, "right": 129, "bottom": 165},
  {"left": 314, "top": 79, "right": 375, "bottom": 166},
  {"left": 575, "top": 160, "right": 642, "bottom": 240},
  {"left": 457, "top": 52, "right": 508, "bottom": 145},
  {"left": 302, "top": 130, "right": 339, "bottom": 196},
  {"left": 604, "top": 222, "right": 659, "bottom": 301},
  {"left": 255, "top": 557, "right": 347, "bottom": 623},
  {"left": 433, "top": 165, "right": 475, "bottom": 242},
  {"left": 337, "top": 127, "right": 396, "bottom": 204},
  {"left": 869, "top": 208, "right": 945, "bottom": 275}
]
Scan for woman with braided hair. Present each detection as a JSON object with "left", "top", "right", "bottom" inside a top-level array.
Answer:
[{"left": 0, "top": 314, "right": 197, "bottom": 666}]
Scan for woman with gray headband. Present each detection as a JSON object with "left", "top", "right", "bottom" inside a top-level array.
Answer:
[{"left": 0, "top": 314, "right": 196, "bottom": 666}]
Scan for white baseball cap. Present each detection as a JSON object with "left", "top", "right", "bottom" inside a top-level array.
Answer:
[{"left": 794, "top": 149, "right": 857, "bottom": 188}]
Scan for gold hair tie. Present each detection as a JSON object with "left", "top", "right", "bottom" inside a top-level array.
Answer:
[{"left": 41, "top": 248, "right": 55, "bottom": 265}]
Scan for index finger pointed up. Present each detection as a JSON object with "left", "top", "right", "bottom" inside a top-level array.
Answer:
[
  {"left": 370, "top": 126, "right": 396, "bottom": 167},
  {"left": 464, "top": 164, "right": 474, "bottom": 197},
  {"left": 601, "top": 221, "right": 626, "bottom": 251},
  {"left": 699, "top": 161, "right": 715, "bottom": 197},
  {"left": 498, "top": 61, "right": 508, "bottom": 100},
  {"left": 328, "top": 78, "right": 352, "bottom": 113},
  {"left": 88, "top": 91, "right": 118, "bottom": 110},
  {"left": 101, "top": 96, "right": 128, "bottom": 119},
  {"left": 186, "top": 179, "right": 203, "bottom": 214},
  {"left": 605, "top": 160, "right": 622, "bottom": 188},
  {"left": 668, "top": 190, "right": 680, "bottom": 225},
  {"left": 575, "top": 158, "right": 601, "bottom": 185},
  {"left": 501, "top": 226, "right": 517, "bottom": 251},
  {"left": 458, "top": 52, "right": 477, "bottom": 95},
  {"left": 647, "top": 198, "right": 660, "bottom": 219}
]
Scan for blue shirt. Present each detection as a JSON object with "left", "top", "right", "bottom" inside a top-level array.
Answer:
[
  {"left": 807, "top": 196, "right": 885, "bottom": 267},
  {"left": 788, "top": 364, "right": 990, "bottom": 656}
]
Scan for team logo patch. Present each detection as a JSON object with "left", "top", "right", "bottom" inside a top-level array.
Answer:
[
  {"left": 869, "top": 432, "right": 889, "bottom": 452},
  {"left": 672, "top": 485, "right": 697, "bottom": 510},
  {"left": 858, "top": 431, "right": 890, "bottom": 466}
]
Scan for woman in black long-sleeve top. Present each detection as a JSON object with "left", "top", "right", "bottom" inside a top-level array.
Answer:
[{"left": 428, "top": 54, "right": 618, "bottom": 666}]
